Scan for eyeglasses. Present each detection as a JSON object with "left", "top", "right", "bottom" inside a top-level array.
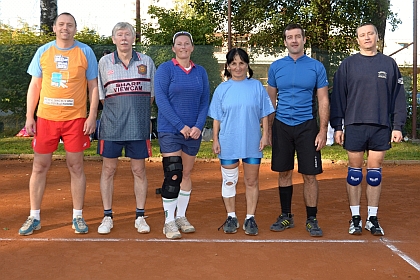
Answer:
[{"left": 172, "top": 31, "right": 194, "bottom": 44}]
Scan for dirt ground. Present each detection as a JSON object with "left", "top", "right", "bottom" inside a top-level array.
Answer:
[{"left": 0, "top": 158, "right": 419, "bottom": 279}]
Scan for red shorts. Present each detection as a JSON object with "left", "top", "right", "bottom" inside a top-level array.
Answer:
[{"left": 32, "top": 117, "right": 91, "bottom": 154}]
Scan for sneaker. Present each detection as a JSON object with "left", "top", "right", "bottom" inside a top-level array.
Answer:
[
  {"left": 270, "top": 213, "right": 294, "bottom": 232},
  {"left": 72, "top": 215, "right": 89, "bottom": 234},
  {"left": 349, "top": 215, "right": 362, "bottom": 235},
  {"left": 218, "top": 216, "right": 239, "bottom": 234},
  {"left": 175, "top": 216, "right": 195, "bottom": 233},
  {"left": 243, "top": 217, "right": 258, "bottom": 236},
  {"left": 163, "top": 220, "right": 182, "bottom": 239},
  {"left": 365, "top": 216, "right": 384, "bottom": 236},
  {"left": 306, "top": 216, "right": 323, "bottom": 237},
  {"left": 18, "top": 216, "right": 41, "bottom": 236},
  {"left": 98, "top": 216, "right": 113, "bottom": 234},
  {"left": 135, "top": 216, "right": 150, "bottom": 233}
]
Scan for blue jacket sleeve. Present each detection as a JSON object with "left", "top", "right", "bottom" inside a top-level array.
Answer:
[
  {"left": 195, "top": 67, "right": 210, "bottom": 130},
  {"left": 154, "top": 62, "right": 185, "bottom": 132},
  {"left": 390, "top": 63, "right": 407, "bottom": 131},
  {"left": 330, "top": 63, "right": 347, "bottom": 131}
]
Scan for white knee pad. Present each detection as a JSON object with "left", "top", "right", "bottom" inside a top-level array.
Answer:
[{"left": 221, "top": 166, "right": 238, "bottom": 198}]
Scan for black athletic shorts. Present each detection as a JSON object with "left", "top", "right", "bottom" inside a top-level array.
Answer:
[
  {"left": 344, "top": 124, "right": 391, "bottom": 151},
  {"left": 271, "top": 118, "right": 322, "bottom": 175}
]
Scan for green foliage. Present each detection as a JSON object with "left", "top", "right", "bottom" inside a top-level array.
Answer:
[
  {"left": 1, "top": 137, "right": 419, "bottom": 161},
  {"left": 74, "top": 27, "right": 113, "bottom": 45},
  {"left": 141, "top": 4, "right": 223, "bottom": 96},
  {"left": 142, "top": 4, "right": 221, "bottom": 46},
  {"left": 196, "top": 0, "right": 400, "bottom": 55}
]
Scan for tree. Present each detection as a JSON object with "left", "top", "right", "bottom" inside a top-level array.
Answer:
[
  {"left": 142, "top": 2, "right": 222, "bottom": 95},
  {"left": 189, "top": 0, "right": 400, "bottom": 54},
  {"left": 40, "top": 0, "right": 57, "bottom": 34}
]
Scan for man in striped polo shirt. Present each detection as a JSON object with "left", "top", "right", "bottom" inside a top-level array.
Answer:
[{"left": 96, "top": 22, "right": 156, "bottom": 234}]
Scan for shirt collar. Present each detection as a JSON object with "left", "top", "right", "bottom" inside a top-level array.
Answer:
[
  {"left": 171, "top": 58, "right": 195, "bottom": 68},
  {"left": 113, "top": 49, "right": 140, "bottom": 64}
]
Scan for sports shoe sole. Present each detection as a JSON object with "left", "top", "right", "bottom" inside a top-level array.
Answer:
[
  {"left": 72, "top": 224, "right": 89, "bottom": 234},
  {"left": 162, "top": 228, "right": 182, "bottom": 239},
  {"left": 19, "top": 224, "right": 41, "bottom": 236}
]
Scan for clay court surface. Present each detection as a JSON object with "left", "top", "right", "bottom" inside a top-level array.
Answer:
[{"left": 0, "top": 158, "right": 419, "bottom": 279}]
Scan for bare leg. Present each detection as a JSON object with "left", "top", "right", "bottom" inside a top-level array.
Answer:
[
  {"left": 29, "top": 152, "right": 53, "bottom": 210},
  {"left": 302, "top": 174, "right": 318, "bottom": 207},
  {"left": 243, "top": 162, "right": 260, "bottom": 215},
  {"left": 66, "top": 151, "right": 86, "bottom": 210},
  {"left": 100, "top": 157, "right": 118, "bottom": 210},
  {"left": 131, "top": 159, "right": 147, "bottom": 209}
]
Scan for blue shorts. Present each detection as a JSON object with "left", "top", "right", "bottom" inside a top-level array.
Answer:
[
  {"left": 158, "top": 132, "right": 202, "bottom": 156},
  {"left": 98, "top": 140, "right": 151, "bottom": 159},
  {"left": 220, "top": 158, "right": 261, "bottom": 165},
  {"left": 344, "top": 124, "right": 391, "bottom": 151}
]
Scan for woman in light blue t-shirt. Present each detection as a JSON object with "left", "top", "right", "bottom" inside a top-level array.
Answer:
[{"left": 208, "top": 48, "right": 274, "bottom": 236}]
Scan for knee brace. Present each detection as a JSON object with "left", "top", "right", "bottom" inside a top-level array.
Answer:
[
  {"left": 347, "top": 167, "right": 363, "bottom": 186},
  {"left": 161, "top": 156, "right": 183, "bottom": 199},
  {"left": 366, "top": 168, "right": 382, "bottom": 187},
  {"left": 221, "top": 166, "right": 238, "bottom": 198}
]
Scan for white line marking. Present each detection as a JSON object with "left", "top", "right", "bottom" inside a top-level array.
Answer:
[
  {"left": 381, "top": 238, "right": 420, "bottom": 272},
  {"left": 0, "top": 237, "right": 376, "bottom": 243}
]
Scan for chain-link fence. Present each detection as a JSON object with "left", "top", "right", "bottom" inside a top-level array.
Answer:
[{"left": 0, "top": 44, "right": 417, "bottom": 137}]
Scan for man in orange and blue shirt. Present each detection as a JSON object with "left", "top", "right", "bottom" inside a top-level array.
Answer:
[{"left": 19, "top": 12, "right": 99, "bottom": 236}]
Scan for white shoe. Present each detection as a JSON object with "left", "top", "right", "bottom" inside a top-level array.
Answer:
[
  {"left": 98, "top": 216, "right": 113, "bottom": 234},
  {"left": 163, "top": 220, "right": 182, "bottom": 239},
  {"left": 135, "top": 216, "right": 150, "bottom": 233},
  {"left": 175, "top": 216, "right": 195, "bottom": 233}
]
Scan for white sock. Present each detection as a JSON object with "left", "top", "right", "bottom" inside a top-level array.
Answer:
[
  {"left": 30, "top": 210, "right": 40, "bottom": 221},
  {"left": 163, "top": 198, "right": 177, "bottom": 223},
  {"left": 246, "top": 214, "right": 254, "bottom": 220},
  {"left": 73, "top": 209, "right": 83, "bottom": 219},
  {"left": 350, "top": 205, "right": 360, "bottom": 216},
  {"left": 176, "top": 190, "right": 191, "bottom": 218},
  {"left": 367, "top": 206, "right": 378, "bottom": 218},
  {"left": 227, "top": 212, "right": 236, "bottom": 218}
]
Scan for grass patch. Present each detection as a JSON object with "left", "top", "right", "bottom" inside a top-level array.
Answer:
[{"left": 1, "top": 137, "right": 419, "bottom": 161}]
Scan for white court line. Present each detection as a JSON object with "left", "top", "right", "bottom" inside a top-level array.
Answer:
[
  {"left": 0, "top": 237, "right": 376, "bottom": 243},
  {"left": 381, "top": 238, "right": 420, "bottom": 272}
]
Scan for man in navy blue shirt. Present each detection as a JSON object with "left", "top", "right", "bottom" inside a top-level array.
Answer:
[
  {"left": 330, "top": 23, "right": 406, "bottom": 236},
  {"left": 267, "top": 23, "right": 329, "bottom": 237}
]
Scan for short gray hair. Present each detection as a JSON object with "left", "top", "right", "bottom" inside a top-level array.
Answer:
[{"left": 112, "top": 22, "right": 136, "bottom": 37}]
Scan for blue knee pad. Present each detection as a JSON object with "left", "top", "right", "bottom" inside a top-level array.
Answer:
[
  {"left": 366, "top": 168, "right": 382, "bottom": 187},
  {"left": 347, "top": 167, "right": 363, "bottom": 186},
  {"left": 161, "top": 156, "right": 183, "bottom": 199}
]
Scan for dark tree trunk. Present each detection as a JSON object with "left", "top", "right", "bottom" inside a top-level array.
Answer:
[
  {"left": 40, "top": 0, "right": 58, "bottom": 34},
  {"left": 374, "top": 0, "right": 389, "bottom": 53}
]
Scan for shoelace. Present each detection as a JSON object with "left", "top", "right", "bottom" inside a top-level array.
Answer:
[
  {"left": 218, "top": 217, "right": 234, "bottom": 231},
  {"left": 103, "top": 217, "right": 112, "bottom": 227},
  {"left": 23, "top": 218, "right": 34, "bottom": 227},
  {"left": 137, "top": 217, "right": 147, "bottom": 226},
  {"left": 369, "top": 217, "right": 380, "bottom": 228},
  {"left": 177, "top": 217, "right": 191, "bottom": 226},
  {"left": 307, "top": 218, "right": 320, "bottom": 230},
  {"left": 246, "top": 218, "right": 257, "bottom": 229},
  {"left": 75, "top": 217, "right": 86, "bottom": 229},
  {"left": 166, "top": 221, "right": 179, "bottom": 231}
]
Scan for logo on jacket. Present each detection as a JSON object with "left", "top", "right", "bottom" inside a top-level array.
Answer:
[
  {"left": 377, "top": 71, "right": 387, "bottom": 79},
  {"left": 398, "top": 78, "right": 404, "bottom": 85},
  {"left": 138, "top": 64, "right": 147, "bottom": 75}
]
